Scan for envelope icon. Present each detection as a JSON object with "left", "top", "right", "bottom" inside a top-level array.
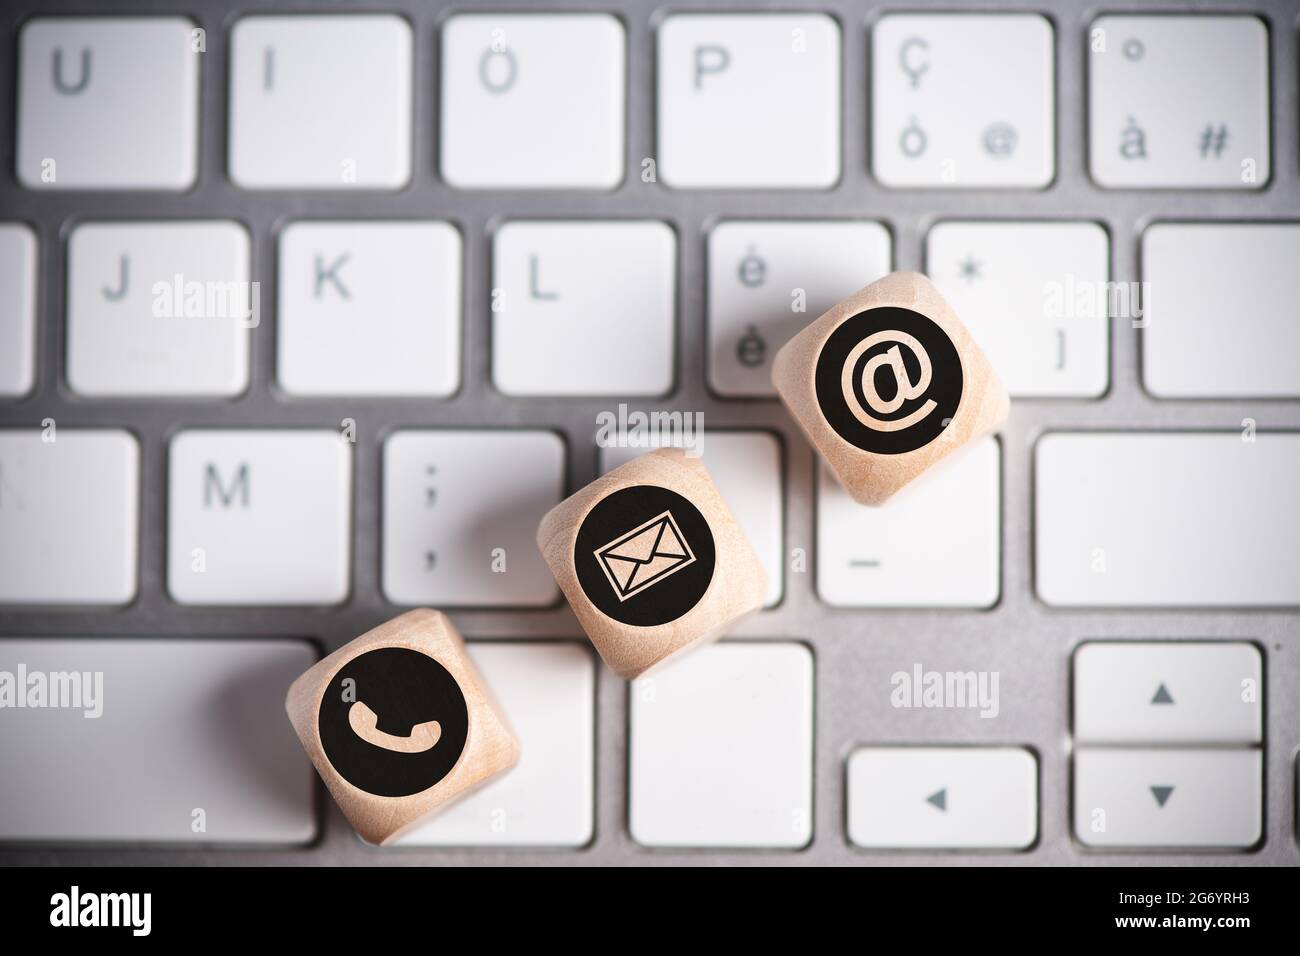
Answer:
[{"left": 594, "top": 510, "right": 697, "bottom": 602}]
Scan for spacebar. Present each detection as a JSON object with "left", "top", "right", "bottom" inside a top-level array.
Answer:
[
  {"left": 0, "top": 639, "right": 316, "bottom": 843},
  {"left": 1035, "top": 432, "right": 1300, "bottom": 606}
]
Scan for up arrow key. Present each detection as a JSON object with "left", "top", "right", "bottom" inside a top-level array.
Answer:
[
  {"left": 1151, "top": 683, "right": 1174, "bottom": 705},
  {"left": 1150, "top": 785, "right": 1174, "bottom": 808}
]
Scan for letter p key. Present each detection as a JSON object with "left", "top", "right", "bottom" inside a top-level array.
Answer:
[{"left": 693, "top": 45, "right": 730, "bottom": 89}]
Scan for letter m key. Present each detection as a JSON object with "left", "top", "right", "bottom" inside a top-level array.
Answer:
[{"left": 205, "top": 462, "right": 249, "bottom": 508}]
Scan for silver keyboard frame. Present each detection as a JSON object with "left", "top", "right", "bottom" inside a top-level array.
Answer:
[{"left": 1, "top": 0, "right": 1298, "bottom": 867}]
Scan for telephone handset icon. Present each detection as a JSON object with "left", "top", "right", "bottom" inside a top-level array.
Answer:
[
  {"left": 318, "top": 647, "right": 470, "bottom": 797},
  {"left": 348, "top": 701, "right": 443, "bottom": 754}
]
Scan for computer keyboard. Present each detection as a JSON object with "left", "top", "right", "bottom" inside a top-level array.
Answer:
[{"left": 1, "top": 0, "right": 1298, "bottom": 866}]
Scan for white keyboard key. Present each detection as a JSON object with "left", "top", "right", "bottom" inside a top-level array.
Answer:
[
  {"left": 441, "top": 14, "right": 624, "bottom": 189},
  {"left": 382, "top": 430, "right": 563, "bottom": 606},
  {"left": 847, "top": 747, "right": 1037, "bottom": 850},
  {"left": 230, "top": 16, "right": 412, "bottom": 189},
  {"left": 1074, "top": 642, "right": 1262, "bottom": 745},
  {"left": 1143, "top": 223, "right": 1300, "bottom": 398},
  {"left": 67, "top": 221, "right": 251, "bottom": 397},
  {"left": 1074, "top": 749, "right": 1261, "bottom": 848},
  {"left": 1036, "top": 433, "right": 1300, "bottom": 607},
  {"left": 18, "top": 18, "right": 198, "bottom": 190},
  {"left": 873, "top": 15, "right": 1053, "bottom": 188},
  {"left": 0, "top": 639, "right": 315, "bottom": 843},
  {"left": 1089, "top": 16, "right": 1269, "bottom": 188},
  {"left": 493, "top": 222, "right": 674, "bottom": 395},
  {"left": 278, "top": 221, "right": 461, "bottom": 396},
  {"left": 630, "top": 642, "right": 813, "bottom": 848},
  {"left": 927, "top": 222, "right": 1109, "bottom": 397},
  {"left": 602, "top": 431, "right": 783, "bottom": 607},
  {"left": 658, "top": 14, "right": 840, "bottom": 188},
  {"left": 818, "top": 437, "right": 999, "bottom": 608},
  {"left": 398, "top": 643, "right": 594, "bottom": 847},
  {"left": 0, "top": 430, "right": 138, "bottom": 605},
  {"left": 0, "top": 224, "right": 36, "bottom": 398},
  {"left": 168, "top": 430, "right": 351, "bottom": 605},
  {"left": 708, "top": 221, "right": 891, "bottom": 396}
]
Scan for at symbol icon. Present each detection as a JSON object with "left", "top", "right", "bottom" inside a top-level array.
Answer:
[{"left": 841, "top": 331, "right": 938, "bottom": 433}]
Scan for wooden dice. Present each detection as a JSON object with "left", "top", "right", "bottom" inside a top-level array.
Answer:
[
  {"left": 537, "top": 448, "right": 766, "bottom": 679},
  {"left": 772, "top": 270, "right": 1008, "bottom": 505},
  {"left": 285, "top": 609, "right": 519, "bottom": 845}
]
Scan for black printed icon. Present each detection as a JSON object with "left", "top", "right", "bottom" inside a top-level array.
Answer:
[
  {"left": 574, "top": 485, "right": 716, "bottom": 627},
  {"left": 814, "top": 305, "right": 963, "bottom": 455},
  {"left": 318, "top": 647, "right": 469, "bottom": 798}
]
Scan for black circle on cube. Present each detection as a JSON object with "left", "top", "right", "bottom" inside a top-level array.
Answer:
[
  {"left": 318, "top": 647, "right": 469, "bottom": 798},
  {"left": 574, "top": 484, "right": 717, "bottom": 627},
  {"left": 814, "top": 305, "right": 963, "bottom": 455}
]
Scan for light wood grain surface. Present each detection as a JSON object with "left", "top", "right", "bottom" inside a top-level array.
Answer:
[
  {"left": 537, "top": 448, "right": 766, "bottom": 679},
  {"left": 285, "top": 609, "right": 519, "bottom": 845},
  {"left": 772, "top": 270, "right": 1008, "bottom": 505}
]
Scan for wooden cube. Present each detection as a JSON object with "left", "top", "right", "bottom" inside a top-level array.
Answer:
[
  {"left": 284, "top": 608, "right": 519, "bottom": 845},
  {"left": 772, "top": 270, "right": 1008, "bottom": 505},
  {"left": 537, "top": 448, "right": 766, "bottom": 679}
]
